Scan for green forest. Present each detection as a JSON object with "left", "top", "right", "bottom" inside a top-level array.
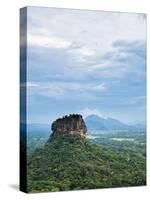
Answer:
[{"left": 27, "top": 133, "right": 146, "bottom": 193}]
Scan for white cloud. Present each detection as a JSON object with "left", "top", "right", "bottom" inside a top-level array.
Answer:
[
  {"left": 70, "top": 46, "right": 96, "bottom": 57},
  {"left": 28, "top": 34, "right": 71, "bottom": 49},
  {"left": 27, "top": 7, "right": 146, "bottom": 55},
  {"left": 25, "top": 8, "right": 146, "bottom": 123},
  {"left": 27, "top": 7, "right": 146, "bottom": 80},
  {"left": 90, "top": 83, "right": 106, "bottom": 92},
  {"left": 27, "top": 81, "right": 106, "bottom": 100},
  {"left": 79, "top": 107, "right": 105, "bottom": 118},
  {"left": 20, "top": 82, "right": 39, "bottom": 88}
]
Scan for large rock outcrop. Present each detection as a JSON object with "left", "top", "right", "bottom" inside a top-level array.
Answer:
[{"left": 50, "top": 114, "right": 87, "bottom": 138}]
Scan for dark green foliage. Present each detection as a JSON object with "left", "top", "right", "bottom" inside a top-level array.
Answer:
[{"left": 27, "top": 134, "right": 146, "bottom": 193}]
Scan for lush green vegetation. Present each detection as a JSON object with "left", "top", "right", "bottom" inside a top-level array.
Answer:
[
  {"left": 27, "top": 133, "right": 146, "bottom": 193},
  {"left": 87, "top": 130, "right": 146, "bottom": 154}
]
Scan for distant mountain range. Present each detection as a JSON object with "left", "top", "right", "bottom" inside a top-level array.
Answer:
[
  {"left": 20, "top": 115, "right": 146, "bottom": 136},
  {"left": 27, "top": 123, "right": 50, "bottom": 133},
  {"left": 85, "top": 115, "right": 146, "bottom": 131},
  {"left": 20, "top": 123, "right": 50, "bottom": 138}
]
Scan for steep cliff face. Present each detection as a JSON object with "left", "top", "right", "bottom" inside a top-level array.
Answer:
[{"left": 50, "top": 114, "right": 87, "bottom": 138}]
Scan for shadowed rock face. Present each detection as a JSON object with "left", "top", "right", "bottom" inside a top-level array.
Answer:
[{"left": 50, "top": 114, "right": 87, "bottom": 138}]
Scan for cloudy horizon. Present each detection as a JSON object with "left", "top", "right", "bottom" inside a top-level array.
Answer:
[{"left": 24, "top": 7, "right": 146, "bottom": 124}]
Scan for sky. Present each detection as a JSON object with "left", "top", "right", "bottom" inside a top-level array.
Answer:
[{"left": 23, "top": 7, "right": 146, "bottom": 124}]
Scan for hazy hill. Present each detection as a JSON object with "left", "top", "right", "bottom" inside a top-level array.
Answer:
[
  {"left": 85, "top": 115, "right": 146, "bottom": 131},
  {"left": 27, "top": 123, "right": 50, "bottom": 136}
]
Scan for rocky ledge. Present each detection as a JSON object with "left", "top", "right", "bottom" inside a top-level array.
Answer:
[{"left": 50, "top": 114, "right": 87, "bottom": 139}]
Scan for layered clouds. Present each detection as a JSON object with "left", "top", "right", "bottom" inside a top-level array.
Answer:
[{"left": 26, "top": 7, "right": 146, "bottom": 123}]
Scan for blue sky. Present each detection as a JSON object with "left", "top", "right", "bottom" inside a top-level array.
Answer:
[{"left": 24, "top": 7, "right": 146, "bottom": 124}]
